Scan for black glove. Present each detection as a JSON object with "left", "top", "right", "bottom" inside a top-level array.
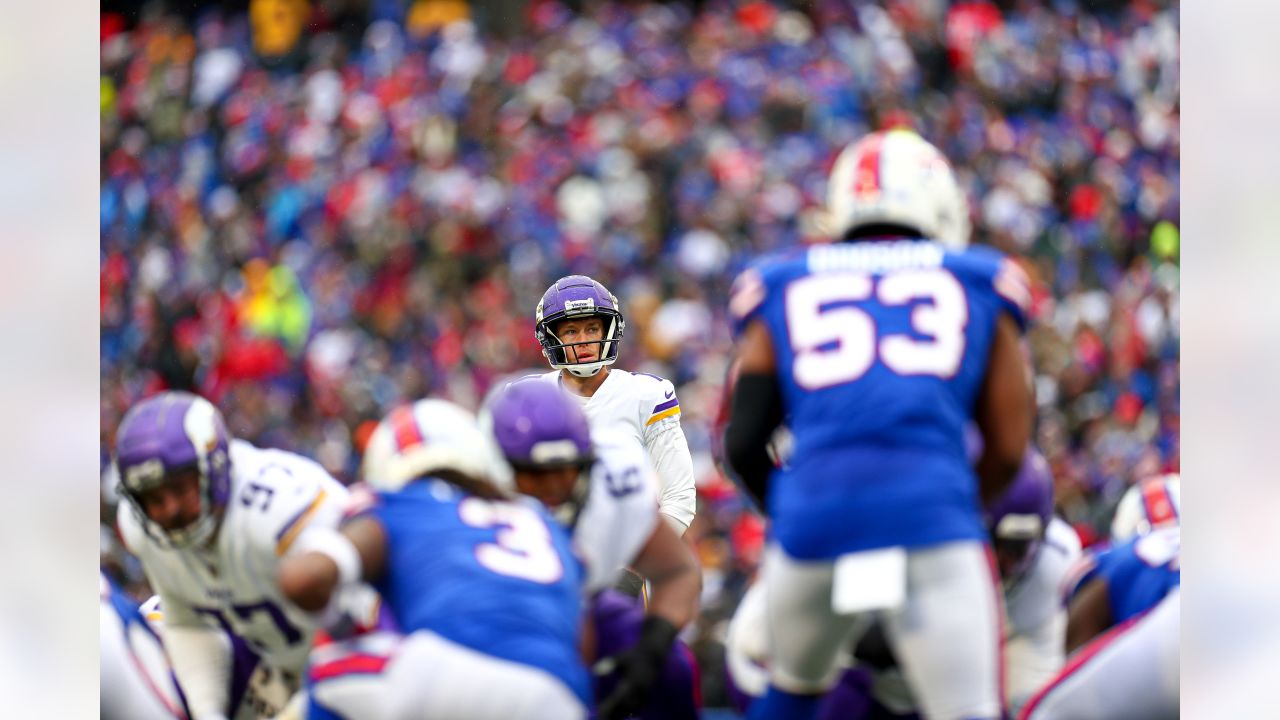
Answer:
[{"left": 595, "top": 616, "right": 680, "bottom": 720}]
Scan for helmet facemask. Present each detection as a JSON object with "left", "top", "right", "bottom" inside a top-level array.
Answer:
[
  {"left": 115, "top": 393, "right": 232, "bottom": 549},
  {"left": 539, "top": 312, "right": 624, "bottom": 378}
]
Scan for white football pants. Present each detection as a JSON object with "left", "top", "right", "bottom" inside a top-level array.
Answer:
[
  {"left": 309, "top": 629, "right": 587, "bottom": 720},
  {"left": 761, "top": 540, "right": 1006, "bottom": 720}
]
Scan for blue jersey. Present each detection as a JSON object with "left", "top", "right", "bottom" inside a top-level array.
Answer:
[
  {"left": 365, "top": 479, "right": 590, "bottom": 704},
  {"left": 1076, "top": 528, "right": 1180, "bottom": 624},
  {"left": 729, "top": 240, "right": 1030, "bottom": 558}
]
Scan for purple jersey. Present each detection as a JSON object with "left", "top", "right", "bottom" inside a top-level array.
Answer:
[{"left": 729, "top": 240, "right": 1029, "bottom": 558}]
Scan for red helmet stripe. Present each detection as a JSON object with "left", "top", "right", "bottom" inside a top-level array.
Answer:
[
  {"left": 852, "top": 133, "right": 886, "bottom": 199},
  {"left": 389, "top": 405, "right": 424, "bottom": 452},
  {"left": 1140, "top": 479, "right": 1177, "bottom": 528}
]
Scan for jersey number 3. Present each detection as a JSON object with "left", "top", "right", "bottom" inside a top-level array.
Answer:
[
  {"left": 785, "top": 269, "right": 968, "bottom": 389},
  {"left": 459, "top": 499, "right": 565, "bottom": 584}
]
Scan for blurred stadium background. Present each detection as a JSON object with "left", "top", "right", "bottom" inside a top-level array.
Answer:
[{"left": 99, "top": 0, "right": 1179, "bottom": 712}]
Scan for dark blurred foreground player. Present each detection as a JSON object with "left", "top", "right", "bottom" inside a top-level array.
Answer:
[
  {"left": 724, "top": 128, "right": 1035, "bottom": 720},
  {"left": 114, "top": 391, "right": 351, "bottom": 720}
]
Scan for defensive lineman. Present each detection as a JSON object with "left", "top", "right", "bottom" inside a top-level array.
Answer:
[{"left": 114, "top": 391, "right": 351, "bottom": 720}]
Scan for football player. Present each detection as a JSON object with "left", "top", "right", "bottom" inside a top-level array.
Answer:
[
  {"left": 278, "top": 399, "right": 591, "bottom": 720},
  {"left": 529, "top": 275, "right": 697, "bottom": 536},
  {"left": 1019, "top": 526, "right": 1180, "bottom": 719},
  {"left": 724, "top": 128, "right": 1034, "bottom": 720},
  {"left": 485, "top": 380, "right": 702, "bottom": 720},
  {"left": 114, "top": 391, "right": 351, "bottom": 720}
]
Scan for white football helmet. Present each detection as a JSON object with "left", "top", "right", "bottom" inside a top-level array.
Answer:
[
  {"left": 826, "top": 128, "right": 971, "bottom": 250},
  {"left": 361, "top": 399, "right": 513, "bottom": 492},
  {"left": 1110, "top": 473, "right": 1180, "bottom": 543}
]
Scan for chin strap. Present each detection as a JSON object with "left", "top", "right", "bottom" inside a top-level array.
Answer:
[{"left": 559, "top": 358, "right": 614, "bottom": 378}]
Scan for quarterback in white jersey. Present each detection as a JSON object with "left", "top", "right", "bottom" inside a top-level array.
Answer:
[
  {"left": 114, "top": 392, "right": 350, "bottom": 720},
  {"left": 531, "top": 275, "right": 697, "bottom": 533},
  {"left": 486, "top": 380, "right": 702, "bottom": 720}
]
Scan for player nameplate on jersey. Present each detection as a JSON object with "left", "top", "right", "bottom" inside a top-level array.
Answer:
[{"left": 832, "top": 547, "right": 906, "bottom": 614}]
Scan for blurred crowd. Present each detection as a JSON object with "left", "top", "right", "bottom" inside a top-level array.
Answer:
[{"left": 100, "top": 0, "right": 1179, "bottom": 706}]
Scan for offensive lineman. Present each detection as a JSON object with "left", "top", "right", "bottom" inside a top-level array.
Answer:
[
  {"left": 114, "top": 391, "right": 352, "bottom": 720},
  {"left": 724, "top": 128, "right": 1035, "bottom": 720},
  {"left": 1016, "top": 474, "right": 1182, "bottom": 720}
]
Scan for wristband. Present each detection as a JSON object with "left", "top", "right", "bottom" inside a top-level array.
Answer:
[{"left": 291, "top": 529, "right": 362, "bottom": 586}]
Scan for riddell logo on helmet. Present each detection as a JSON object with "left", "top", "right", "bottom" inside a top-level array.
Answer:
[{"left": 564, "top": 299, "right": 596, "bottom": 313}]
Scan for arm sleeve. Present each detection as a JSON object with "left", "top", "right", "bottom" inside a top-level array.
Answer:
[
  {"left": 644, "top": 415, "right": 697, "bottom": 534},
  {"left": 723, "top": 372, "right": 785, "bottom": 508}
]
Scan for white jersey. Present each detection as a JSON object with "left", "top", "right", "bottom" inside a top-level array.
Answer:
[
  {"left": 536, "top": 369, "right": 696, "bottom": 532},
  {"left": 119, "top": 440, "right": 350, "bottom": 715},
  {"left": 573, "top": 428, "right": 661, "bottom": 595}
]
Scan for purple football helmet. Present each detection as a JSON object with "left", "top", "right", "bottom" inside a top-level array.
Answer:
[
  {"left": 985, "top": 447, "right": 1054, "bottom": 585},
  {"left": 115, "top": 391, "right": 232, "bottom": 548},
  {"left": 534, "top": 275, "right": 625, "bottom": 378},
  {"left": 485, "top": 380, "right": 594, "bottom": 526}
]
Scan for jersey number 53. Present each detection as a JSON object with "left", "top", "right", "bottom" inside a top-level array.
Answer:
[{"left": 785, "top": 269, "right": 968, "bottom": 389}]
